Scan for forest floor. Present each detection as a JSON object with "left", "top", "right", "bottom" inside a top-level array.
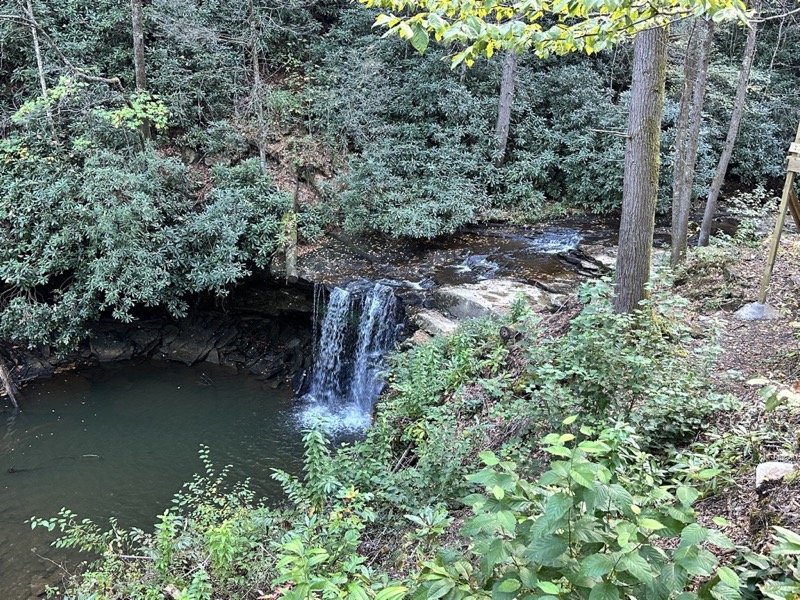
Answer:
[{"left": 676, "top": 231, "right": 800, "bottom": 554}]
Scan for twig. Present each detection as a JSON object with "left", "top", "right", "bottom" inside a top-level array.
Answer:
[
  {"left": 588, "top": 128, "right": 628, "bottom": 138},
  {"left": 391, "top": 443, "right": 413, "bottom": 474}
]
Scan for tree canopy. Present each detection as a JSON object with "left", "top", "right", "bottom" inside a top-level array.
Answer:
[{"left": 361, "top": 0, "right": 748, "bottom": 64}]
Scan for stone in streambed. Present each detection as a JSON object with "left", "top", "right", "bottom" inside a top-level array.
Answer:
[
  {"left": 434, "top": 279, "right": 564, "bottom": 321},
  {"left": 412, "top": 309, "right": 458, "bottom": 336}
]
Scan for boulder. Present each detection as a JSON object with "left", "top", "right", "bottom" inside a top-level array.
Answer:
[
  {"left": 161, "top": 330, "right": 216, "bottom": 365},
  {"left": 89, "top": 331, "right": 135, "bottom": 362},
  {"left": 129, "top": 326, "right": 161, "bottom": 355},
  {"left": 412, "top": 309, "right": 458, "bottom": 336},
  {"left": 756, "top": 462, "right": 798, "bottom": 490},
  {"left": 735, "top": 302, "right": 780, "bottom": 321},
  {"left": 14, "top": 352, "right": 55, "bottom": 381},
  {"left": 156, "top": 317, "right": 219, "bottom": 365},
  {"left": 434, "top": 279, "right": 563, "bottom": 320}
]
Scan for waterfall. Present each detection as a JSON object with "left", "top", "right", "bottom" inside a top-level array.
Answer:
[
  {"left": 300, "top": 282, "right": 400, "bottom": 431},
  {"left": 308, "top": 287, "right": 353, "bottom": 404}
]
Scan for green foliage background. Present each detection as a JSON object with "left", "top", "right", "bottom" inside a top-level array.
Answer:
[{"left": 1, "top": 0, "right": 799, "bottom": 343}]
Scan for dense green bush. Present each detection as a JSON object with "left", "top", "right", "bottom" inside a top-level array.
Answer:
[
  {"left": 414, "top": 426, "right": 740, "bottom": 600},
  {"left": 524, "top": 281, "right": 735, "bottom": 447},
  {"left": 0, "top": 84, "right": 292, "bottom": 349}
]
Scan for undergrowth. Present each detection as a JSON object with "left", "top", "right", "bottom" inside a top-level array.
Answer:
[{"left": 32, "top": 281, "right": 800, "bottom": 600}]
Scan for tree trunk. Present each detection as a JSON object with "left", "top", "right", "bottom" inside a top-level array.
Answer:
[
  {"left": 670, "top": 18, "right": 714, "bottom": 266},
  {"left": 494, "top": 51, "right": 518, "bottom": 168},
  {"left": 284, "top": 180, "right": 300, "bottom": 284},
  {"left": 248, "top": 0, "right": 268, "bottom": 174},
  {"left": 130, "top": 0, "right": 151, "bottom": 141},
  {"left": 697, "top": 0, "right": 761, "bottom": 246},
  {"left": 0, "top": 356, "right": 19, "bottom": 410},
  {"left": 27, "top": 0, "right": 47, "bottom": 97},
  {"left": 614, "top": 26, "right": 668, "bottom": 313}
]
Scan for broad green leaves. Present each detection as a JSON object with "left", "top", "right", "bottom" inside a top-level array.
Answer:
[
  {"left": 418, "top": 425, "right": 739, "bottom": 600},
  {"left": 361, "top": 0, "right": 747, "bottom": 65}
]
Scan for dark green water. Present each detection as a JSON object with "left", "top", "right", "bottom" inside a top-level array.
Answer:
[{"left": 0, "top": 360, "right": 306, "bottom": 599}]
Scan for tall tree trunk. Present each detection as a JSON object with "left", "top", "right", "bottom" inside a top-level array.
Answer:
[
  {"left": 130, "top": 0, "right": 151, "bottom": 141},
  {"left": 494, "top": 51, "right": 518, "bottom": 168},
  {"left": 248, "top": 0, "right": 267, "bottom": 174},
  {"left": 697, "top": 0, "right": 761, "bottom": 246},
  {"left": 670, "top": 18, "right": 714, "bottom": 266},
  {"left": 27, "top": 0, "right": 47, "bottom": 97},
  {"left": 614, "top": 26, "right": 668, "bottom": 313}
]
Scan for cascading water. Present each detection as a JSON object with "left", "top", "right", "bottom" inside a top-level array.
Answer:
[
  {"left": 308, "top": 287, "right": 352, "bottom": 404},
  {"left": 299, "top": 282, "right": 400, "bottom": 432}
]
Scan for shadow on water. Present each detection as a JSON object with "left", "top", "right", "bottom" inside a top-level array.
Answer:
[{"left": 0, "top": 361, "right": 308, "bottom": 600}]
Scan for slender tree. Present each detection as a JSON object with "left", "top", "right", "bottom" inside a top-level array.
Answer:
[
  {"left": 614, "top": 27, "right": 669, "bottom": 312},
  {"left": 494, "top": 51, "right": 518, "bottom": 168},
  {"left": 130, "top": 0, "right": 151, "bottom": 141},
  {"left": 670, "top": 17, "right": 714, "bottom": 266},
  {"left": 248, "top": 0, "right": 268, "bottom": 174},
  {"left": 27, "top": 0, "right": 47, "bottom": 97},
  {"left": 698, "top": 0, "right": 761, "bottom": 246}
]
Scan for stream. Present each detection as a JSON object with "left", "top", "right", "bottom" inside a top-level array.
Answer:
[{"left": 0, "top": 361, "right": 307, "bottom": 600}]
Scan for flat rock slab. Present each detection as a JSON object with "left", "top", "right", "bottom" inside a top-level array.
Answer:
[
  {"left": 735, "top": 302, "right": 780, "bottom": 321},
  {"left": 756, "top": 461, "right": 798, "bottom": 489},
  {"left": 413, "top": 309, "right": 459, "bottom": 336},
  {"left": 434, "top": 279, "right": 563, "bottom": 321}
]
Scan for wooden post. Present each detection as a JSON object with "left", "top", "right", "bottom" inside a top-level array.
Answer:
[
  {"left": 757, "top": 121, "right": 800, "bottom": 303},
  {"left": 788, "top": 188, "right": 800, "bottom": 231}
]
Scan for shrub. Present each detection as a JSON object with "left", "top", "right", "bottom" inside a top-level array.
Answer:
[
  {"left": 523, "top": 280, "right": 735, "bottom": 447},
  {"left": 411, "top": 422, "right": 741, "bottom": 600}
]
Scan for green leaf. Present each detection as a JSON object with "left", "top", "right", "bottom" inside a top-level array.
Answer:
[
  {"left": 716, "top": 567, "right": 739, "bottom": 588},
  {"left": 409, "top": 25, "right": 430, "bottom": 53},
  {"left": 544, "top": 445, "right": 573, "bottom": 458},
  {"left": 705, "top": 529, "right": 734, "bottom": 549},
  {"left": 347, "top": 583, "right": 370, "bottom": 600},
  {"left": 589, "top": 582, "right": 621, "bottom": 600},
  {"left": 497, "top": 578, "right": 522, "bottom": 593},
  {"left": 570, "top": 466, "right": 596, "bottom": 489},
  {"left": 774, "top": 526, "right": 800, "bottom": 548},
  {"left": 479, "top": 451, "right": 500, "bottom": 466},
  {"left": 579, "top": 554, "right": 615, "bottom": 578},
  {"left": 375, "top": 587, "right": 409, "bottom": 600},
  {"left": 497, "top": 510, "right": 516, "bottom": 534},
  {"left": 674, "top": 546, "right": 717, "bottom": 577},
  {"left": 563, "top": 414, "right": 578, "bottom": 425},
  {"left": 676, "top": 486, "right": 699, "bottom": 507},
  {"left": 526, "top": 535, "right": 568, "bottom": 565},
  {"left": 680, "top": 523, "right": 708, "bottom": 546},
  {"left": 697, "top": 468, "right": 723, "bottom": 480},
  {"left": 537, "top": 581, "right": 560, "bottom": 594},
  {"left": 619, "top": 550, "right": 653, "bottom": 583},
  {"left": 425, "top": 579, "right": 454, "bottom": 599},
  {"left": 710, "top": 581, "right": 741, "bottom": 600},
  {"left": 639, "top": 518, "right": 666, "bottom": 531},
  {"left": 765, "top": 393, "right": 782, "bottom": 412}
]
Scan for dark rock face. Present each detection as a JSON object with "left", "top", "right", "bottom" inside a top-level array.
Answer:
[
  {"left": 3, "top": 309, "right": 313, "bottom": 392},
  {"left": 90, "top": 329, "right": 135, "bottom": 362}
]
